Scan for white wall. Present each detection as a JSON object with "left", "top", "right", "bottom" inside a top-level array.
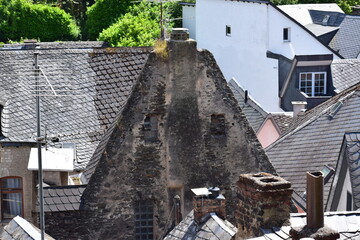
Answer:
[
  {"left": 182, "top": 6, "right": 196, "bottom": 40},
  {"left": 337, "top": 169, "right": 353, "bottom": 211},
  {"left": 195, "top": 0, "right": 339, "bottom": 112}
]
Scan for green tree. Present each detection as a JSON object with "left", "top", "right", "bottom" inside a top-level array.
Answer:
[
  {"left": 0, "top": 0, "right": 79, "bottom": 42},
  {"left": 98, "top": 1, "right": 174, "bottom": 47},
  {"left": 85, "top": 0, "right": 132, "bottom": 40}
]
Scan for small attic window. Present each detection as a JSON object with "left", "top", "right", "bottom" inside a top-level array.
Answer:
[
  {"left": 226, "top": 25, "right": 231, "bottom": 36},
  {"left": 143, "top": 115, "right": 158, "bottom": 141},
  {"left": 283, "top": 27, "right": 290, "bottom": 41},
  {"left": 210, "top": 114, "right": 226, "bottom": 136}
]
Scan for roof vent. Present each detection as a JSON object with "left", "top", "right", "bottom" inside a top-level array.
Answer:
[{"left": 328, "top": 101, "right": 343, "bottom": 119}]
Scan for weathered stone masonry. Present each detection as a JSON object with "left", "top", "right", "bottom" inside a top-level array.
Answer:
[{"left": 45, "top": 39, "right": 275, "bottom": 239}]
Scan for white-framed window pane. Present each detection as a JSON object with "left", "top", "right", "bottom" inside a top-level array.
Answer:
[
  {"left": 299, "top": 72, "right": 326, "bottom": 97},
  {"left": 314, "top": 73, "right": 326, "bottom": 95}
]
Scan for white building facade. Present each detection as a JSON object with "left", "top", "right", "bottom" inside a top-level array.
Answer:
[{"left": 185, "top": 0, "right": 340, "bottom": 112}]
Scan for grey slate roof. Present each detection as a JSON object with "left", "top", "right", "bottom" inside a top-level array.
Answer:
[
  {"left": 164, "top": 210, "right": 237, "bottom": 240},
  {"left": 309, "top": 10, "right": 345, "bottom": 27},
  {"left": 344, "top": 133, "right": 360, "bottom": 209},
  {"left": 270, "top": 113, "right": 293, "bottom": 134},
  {"left": 0, "top": 216, "right": 55, "bottom": 240},
  {"left": 266, "top": 82, "right": 360, "bottom": 211},
  {"left": 331, "top": 59, "right": 360, "bottom": 93},
  {"left": 0, "top": 45, "right": 151, "bottom": 170},
  {"left": 329, "top": 15, "right": 360, "bottom": 59},
  {"left": 228, "top": 79, "right": 268, "bottom": 133},
  {"left": 250, "top": 211, "right": 360, "bottom": 240},
  {"left": 41, "top": 185, "right": 86, "bottom": 212}
]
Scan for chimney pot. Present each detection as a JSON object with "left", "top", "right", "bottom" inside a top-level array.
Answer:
[
  {"left": 306, "top": 171, "right": 324, "bottom": 228},
  {"left": 292, "top": 101, "right": 307, "bottom": 118}
]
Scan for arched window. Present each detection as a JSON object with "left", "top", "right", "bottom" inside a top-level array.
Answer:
[{"left": 1, "top": 177, "right": 23, "bottom": 220}]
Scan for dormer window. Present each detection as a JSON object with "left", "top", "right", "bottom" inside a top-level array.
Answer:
[
  {"left": 283, "top": 27, "right": 290, "bottom": 41},
  {"left": 299, "top": 72, "right": 326, "bottom": 97}
]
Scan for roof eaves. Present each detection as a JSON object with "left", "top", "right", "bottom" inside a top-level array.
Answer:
[{"left": 270, "top": 3, "right": 344, "bottom": 59}]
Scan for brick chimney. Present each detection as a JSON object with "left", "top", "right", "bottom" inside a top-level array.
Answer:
[
  {"left": 191, "top": 187, "right": 226, "bottom": 222},
  {"left": 170, "top": 28, "right": 189, "bottom": 41},
  {"left": 235, "top": 172, "right": 293, "bottom": 238},
  {"left": 292, "top": 101, "right": 307, "bottom": 118}
]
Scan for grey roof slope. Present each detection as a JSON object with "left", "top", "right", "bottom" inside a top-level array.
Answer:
[
  {"left": 309, "top": 10, "right": 345, "bottom": 27},
  {"left": 2, "top": 41, "right": 109, "bottom": 50},
  {"left": 0, "top": 46, "right": 151, "bottom": 170},
  {"left": 270, "top": 113, "right": 293, "bottom": 134},
  {"left": 0, "top": 216, "right": 55, "bottom": 240},
  {"left": 329, "top": 15, "right": 360, "bottom": 59},
  {"left": 228, "top": 79, "right": 268, "bottom": 133},
  {"left": 41, "top": 185, "right": 87, "bottom": 212},
  {"left": 164, "top": 210, "right": 237, "bottom": 240},
  {"left": 266, "top": 82, "right": 360, "bottom": 210},
  {"left": 344, "top": 133, "right": 360, "bottom": 209},
  {"left": 250, "top": 211, "right": 360, "bottom": 240},
  {"left": 331, "top": 59, "right": 360, "bottom": 93}
]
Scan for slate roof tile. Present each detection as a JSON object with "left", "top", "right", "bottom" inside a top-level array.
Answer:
[
  {"left": 228, "top": 79, "right": 268, "bottom": 133},
  {"left": 266, "top": 82, "right": 360, "bottom": 210},
  {"left": 0, "top": 45, "right": 151, "bottom": 171},
  {"left": 329, "top": 15, "right": 360, "bottom": 58},
  {"left": 40, "top": 185, "right": 86, "bottom": 212}
]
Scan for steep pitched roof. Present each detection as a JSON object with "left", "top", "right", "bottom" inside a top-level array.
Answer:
[
  {"left": 266, "top": 82, "right": 360, "bottom": 210},
  {"left": 164, "top": 210, "right": 237, "bottom": 240},
  {"left": 228, "top": 79, "right": 268, "bottom": 133},
  {"left": 329, "top": 15, "right": 360, "bottom": 59},
  {"left": 0, "top": 45, "right": 151, "bottom": 170},
  {"left": 250, "top": 211, "right": 360, "bottom": 240},
  {"left": 343, "top": 132, "right": 360, "bottom": 209},
  {"left": 41, "top": 185, "right": 87, "bottom": 212},
  {"left": 0, "top": 216, "right": 55, "bottom": 240},
  {"left": 331, "top": 59, "right": 360, "bottom": 93}
]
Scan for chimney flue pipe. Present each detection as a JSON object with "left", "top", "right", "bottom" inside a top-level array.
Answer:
[{"left": 306, "top": 171, "right": 324, "bottom": 228}]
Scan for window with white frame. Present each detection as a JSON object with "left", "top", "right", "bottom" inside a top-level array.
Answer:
[
  {"left": 299, "top": 72, "right": 326, "bottom": 97},
  {"left": 283, "top": 27, "right": 290, "bottom": 41}
]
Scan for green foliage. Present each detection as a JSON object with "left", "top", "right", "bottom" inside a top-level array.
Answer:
[
  {"left": 85, "top": 0, "right": 132, "bottom": 40},
  {"left": 0, "top": 0, "right": 79, "bottom": 42},
  {"left": 99, "top": 1, "right": 173, "bottom": 47}
]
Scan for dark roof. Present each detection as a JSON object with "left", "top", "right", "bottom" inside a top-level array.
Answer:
[
  {"left": 40, "top": 185, "right": 87, "bottom": 212},
  {"left": 343, "top": 132, "right": 360, "bottom": 209},
  {"left": 0, "top": 216, "right": 55, "bottom": 240},
  {"left": 266, "top": 82, "right": 360, "bottom": 211},
  {"left": 309, "top": 10, "right": 345, "bottom": 27},
  {"left": 164, "top": 210, "right": 237, "bottom": 240},
  {"left": 228, "top": 79, "right": 268, "bottom": 133},
  {"left": 0, "top": 45, "right": 151, "bottom": 170},
  {"left": 2, "top": 41, "right": 109, "bottom": 50},
  {"left": 331, "top": 59, "right": 360, "bottom": 93},
  {"left": 250, "top": 211, "right": 360, "bottom": 240},
  {"left": 329, "top": 15, "right": 360, "bottom": 59},
  {"left": 270, "top": 113, "right": 293, "bottom": 134}
]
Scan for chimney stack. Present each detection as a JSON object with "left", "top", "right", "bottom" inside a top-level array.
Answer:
[
  {"left": 290, "top": 172, "right": 340, "bottom": 240},
  {"left": 351, "top": 5, "right": 360, "bottom": 15},
  {"left": 292, "top": 101, "right": 307, "bottom": 118},
  {"left": 235, "top": 172, "right": 293, "bottom": 238},
  {"left": 170, "top": 28, "right": 189, "bottom": 41},
  {"left": 191, "top": 187, "right": 226, "bottom": 222}
]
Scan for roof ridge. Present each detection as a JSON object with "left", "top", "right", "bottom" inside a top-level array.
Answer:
[
  {"left": 44, "top": 184, "right": 87, "bottom": 189},
  {"left": 266, "top": 89, "right": 358, "bottom": 151}
]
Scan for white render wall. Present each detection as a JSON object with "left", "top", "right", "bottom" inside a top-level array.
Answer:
[
  {"left": 195, "top": 0, "right": 339, "bottom": 112},
  {"left": 182, "top": 6, "right": 196, "bottom": 39}
]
